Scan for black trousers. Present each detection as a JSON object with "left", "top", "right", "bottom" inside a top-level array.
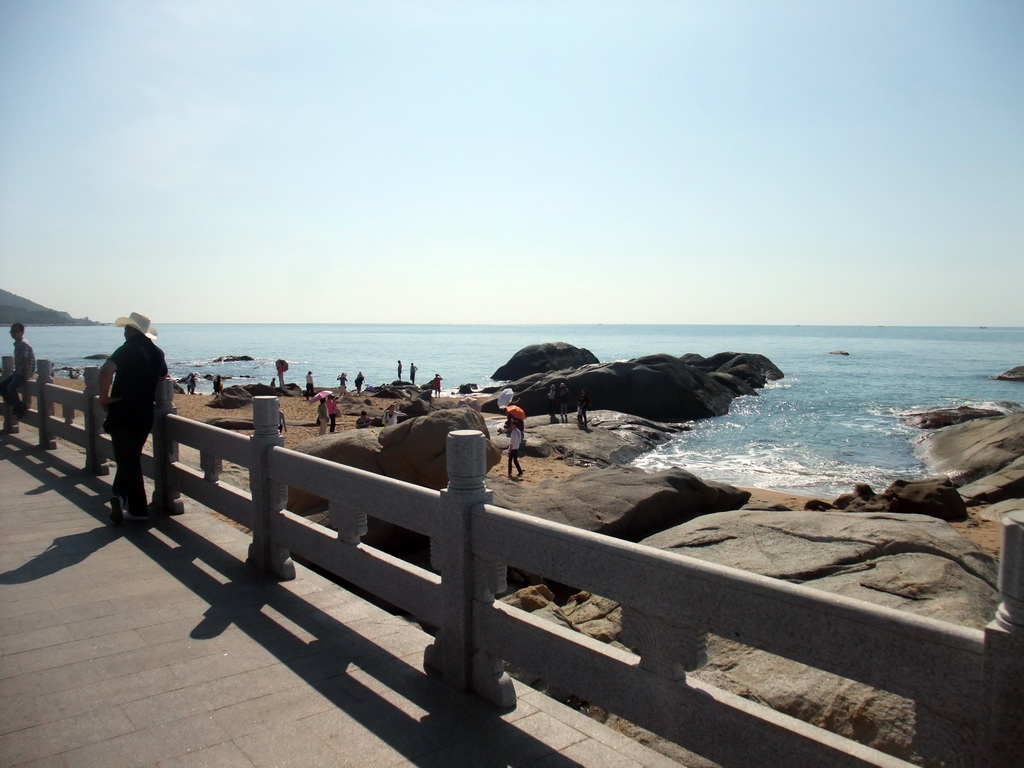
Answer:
[{"left": 109, "top": 424, "right": 151, "bottom": 513}]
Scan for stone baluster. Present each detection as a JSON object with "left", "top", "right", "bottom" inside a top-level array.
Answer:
[
  {"left": 152, "top": 378, "right": 183, "bottom": 515},
  {"left": 424, "top": 430, "right": 514, "bottom": 707},
  {"left": 983, "top": 510, "right": 1024, "bottom": 767},
  {"left": 35, "top": 359, "right": 56, "bottom": 450},
  {"left": 247, "top": 396, "right": 294, "bottom": 579},
  {"left": 82, "top": 367, "right": 109, "bottom": 475},
  {"left": 1, "top": 355, "right": 15, "bottom": 434}
]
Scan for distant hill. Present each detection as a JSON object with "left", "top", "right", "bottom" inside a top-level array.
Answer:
[{"left": 0, "top": 289, "right": 103, "bottom": 326}]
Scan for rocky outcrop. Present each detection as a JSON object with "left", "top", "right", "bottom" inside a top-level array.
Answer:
[
  {"left": 483, "top": 354, "right": 747, "bottom": 422},
  {"left": 957, "top": 455, "right": 1024, "bottom": 503},
  {"left": 997, "top": 366, "right": 1024, "bottom": 382},
  {"left": 923, "top": 412, "right": 1024, "bottom": 485},
  {"left": 500, "top": 411, "right": 683, "bottom": 467},
  {"left": 902, "top": 406, "right": 1003, "bottom": 430},
  {"left": 490, "top": 466, "right": 750, "bottom": 543},
  {"left": 832, "top": 478, "right": 967, "bottom": 520},
  {"left": 492, "top": 342, "right": 599, "bottom": 381},
  {"left": 679, "top": 352, "right": 785, "bottom": 389},
  {"left": 510, "top": 509, "right": 996, "bottom": 766}
]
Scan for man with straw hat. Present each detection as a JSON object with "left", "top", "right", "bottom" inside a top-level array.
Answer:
[{"left": 98, "top": 312, "right": 167, "bottom": 523}]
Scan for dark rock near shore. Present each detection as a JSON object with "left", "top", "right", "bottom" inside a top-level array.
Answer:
[
  {"left": 903, "top": 405, "right": 1003, "bottom": 430},
  {"left": 680, "top": 352, "right": 785, "bottom": 388},
  {"left": 997, "top": 366, "right": 1024, "bottom": 381},
  {"left": 84, "top": 353, "right": 109, "bottom": 360},
  {"left": 492, "top": 342, "right": 599, "bottom": 381},
  {"left": 483, "top": 354, "right": 744, "bottom": 422},
  {"left": 212, "top": 355, "right": 255, "bottom": 362},
  {"left": 832, "top": 478, "right": 968, "bottom": 520}
]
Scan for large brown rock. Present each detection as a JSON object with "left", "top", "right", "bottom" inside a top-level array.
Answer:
[
  {"left": 902, "top": 405, "right": 1003, "bottom": 430},
  {"left": 377, "top": 408, "right": 501, "bottom": 489},
  {"left": 957, "top": 455, "right": 1024, "bottom": 503},
  {"left": 208, "top": 386, "right": 253, "bottom": 409},
  {"left": 491, "top": 465, "right": 750, "bottom": 542}
]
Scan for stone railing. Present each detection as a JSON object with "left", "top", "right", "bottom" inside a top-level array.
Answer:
[{"left": 4, "top": 358, "right": 1023, "bottom": 768}]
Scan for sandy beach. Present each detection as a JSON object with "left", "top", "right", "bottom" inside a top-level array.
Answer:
[{"left": 51, "top": 378, "right": 1003, "bottom": 557}]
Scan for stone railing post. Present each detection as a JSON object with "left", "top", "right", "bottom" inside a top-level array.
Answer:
[
  {"left": 247, "top": 396, "right": 295, "bottom": 580},
  {"left": 35, "top": 359, "right": 56, "bottom": 450},
  {"left": 1, "top": 355, "right": 15, "bottom": 434},
  {"left": 983, "top": 510, "right": 1024, "bottom": 767},
  {"left": 424, "top": 430, "right": 514, "bottom": 708},
  {"left": 151, "top": 378, "right": 184, "bottom": 515},
  {"left": 82, "top": 367, "right": 109, "bottom": 475}
]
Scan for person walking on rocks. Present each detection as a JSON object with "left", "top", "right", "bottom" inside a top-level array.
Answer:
[
  {"left": 99, "top": 313, "right": 167, "bottom": 523},
  {"left": 337, "top": 372, "right": 348, "bottom": 389},
  {"left": 576, "top": 387, "right": 591, "bottom": 430},
  {"left": 409, "top": 362, "right": 417, "bottom": 385},
  {"left": 431, "top": 373, "right": 443, "bottom": 397},
  {"left": 558, "top": 382, "right": 570, "bottom": 423},
  {"left": 0, "top": 322, "right": 35, "bottom": 419},
  {"left": 354, "top": 371, "right": 365, "bottom": 394}
]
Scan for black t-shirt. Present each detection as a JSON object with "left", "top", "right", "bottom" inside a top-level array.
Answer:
[{"left": 105, "top": 335, "right": 167, "bottom": 430}]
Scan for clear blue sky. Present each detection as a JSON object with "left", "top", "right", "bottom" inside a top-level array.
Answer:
[{"left": 1, "top": 1, "right": 1021, "bottom": 326}]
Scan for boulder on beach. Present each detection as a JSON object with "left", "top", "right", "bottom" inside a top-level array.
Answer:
[
  {"left": 483, "top": 353, "right": 748, "bottom": 422},
  {"left": 490, "top": 465, "right": 750, "bottom": 542},
  {"left": 923, "top": 412, "right": 1024, "bottom": 485},
  {"left": 491, "top": 342, "right": 599, "bottom": 381},
  {"left": 957, "top": 455, "right": 1024, "bottom": 503},
  {"left": 208, "top": 385, "right": 253, "bottom": 409}
]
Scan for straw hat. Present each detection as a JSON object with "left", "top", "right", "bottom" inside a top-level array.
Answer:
[{"left": 114, "top": 312, "right": 158, "bottom": 339}]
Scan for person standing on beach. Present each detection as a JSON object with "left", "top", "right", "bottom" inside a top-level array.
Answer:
[
  {"left": 316, "top": 396, "right": 329, "bottom": 436},
  {"left": 0, "top": 323, "right": 35, "bottom": 418},
  {"left": 337, "top": 372, "right": 348, "bottom": 389},
  {"left": 431, "top": 373, "right": 443, "bottom": 397},
  {"left": 397, "top": 360, "right": 403, "bottom": 381},
  {"left": 505, "top": 420, "right": 524, "bottom": 480},
  {"left": 558, "top": 382, "right": 569, "bottom": 423},
  {"left": 99, "top": 313, "right": 167, "bottom": 523},
  {"left": 305, "top": 371, "right": 315, "bottom": 399},
  {"left": 325, "top": 393, "right": 338, "bottom": 433},
  {"left": 409, "top": 362, "right": 417, "bottom": 385},
  {"left": 383, "top": 403, "right": 405, "bottom": 426},
  {"left": 276, "top": 359, "right": 288, "bottom": 387},
  {"left": 354, "top": 371, "right": 364, "bottom": 394},
  {"left": 547, "top": 383, "right": 557, "bottom": 418}
]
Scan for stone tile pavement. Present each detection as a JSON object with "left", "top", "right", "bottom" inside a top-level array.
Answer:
[{"left": 0, "top": 429, "right": 683, "bottom": 767}]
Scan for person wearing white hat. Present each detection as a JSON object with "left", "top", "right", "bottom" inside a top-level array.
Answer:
[{"left": 98, "top": 312, "right": 167, "bottom": 523}]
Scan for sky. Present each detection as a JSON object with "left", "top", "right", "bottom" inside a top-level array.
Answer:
[{"left": 0, "top": 1, "right": 1022, "bottom": 327}]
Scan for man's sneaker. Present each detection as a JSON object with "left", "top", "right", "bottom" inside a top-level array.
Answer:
[
  {"left": 109, "top": 495, "right": 126, "bottom": 524},
  {"left": 122, "top": 510, "right": 149, "bottom": 521}
]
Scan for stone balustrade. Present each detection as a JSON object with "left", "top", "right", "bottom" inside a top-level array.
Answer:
[{"left": 3, "top": 358, "right": 1022, "bottom": 767}]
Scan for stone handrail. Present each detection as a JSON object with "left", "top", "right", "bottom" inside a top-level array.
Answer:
[{"left": 3, "top": 360, "right": 1023, "bottom": 767}]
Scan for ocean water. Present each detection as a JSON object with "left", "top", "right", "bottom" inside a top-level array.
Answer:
[{"left": 18, "top": 323, "right": 1024, "bottom": 497}]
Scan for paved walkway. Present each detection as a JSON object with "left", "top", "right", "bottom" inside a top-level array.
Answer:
[{"left": 0, "top": 428, "right": 681, "bottom": 768}]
